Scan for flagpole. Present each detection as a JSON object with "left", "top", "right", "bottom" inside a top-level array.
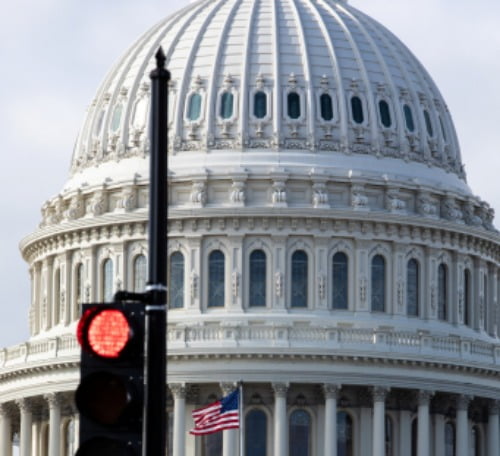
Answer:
[{"left": 239, "top": 382, "right": 244, "bottom": 456}]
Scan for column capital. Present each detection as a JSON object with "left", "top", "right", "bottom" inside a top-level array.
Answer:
[
  {"left": 372, "top": 386, "right": 389, "bottom": 403},
  {"left": 323, "top": 384, "right": 341, "bottom": 400},
  {"left": 16, "top": 398, "right": 34, "bottom": 413},
  {"left": 220, "top": 382, "right": 237, "bottom": 396},
  {"left": 272, "top": 382, "right": 289, "bottom": 398},
  {"left": 456, "top": 394, "right": 472, "bottom": 411},
  {"left": 0, "top": 403, "right": 13, "bottom": 418},
  {"left": 169, "top": 383, "right": 187, "bottom": 399},
  {"left": 418, "top": 390, "right": 434, "bottom": 406},
  {"left": 488, "top": 399, "right": 500, "bottom": 415},
  {"left": 44, "top": 392, "right": 63, "bottom": 409}
]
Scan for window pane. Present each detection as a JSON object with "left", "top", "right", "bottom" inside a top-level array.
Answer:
[
  {"left": 337, "top": 411, "right": 353, "bottom": 456},
  {"left": 289, "top": 410, "right": 310, "bottom": 456},
  {"left": 249, "top": 250, "right": 266, "bottom": 307},
  {"left": 133, "top": 255, "right": 147, "bottom": 293},
  {"left": 438, "top": 264, "right": 447, "bottom": 321},
  {"left": 246, "top": 410, "right": 267, "bottom": 456},
  {"left": 371, "top": 255, "right": 385, "bottom": 312},
  {"left": 351, "top": 96, "right": 364, "bottom": 124},
  {"left": 320, "top": 93, "right": 334, "bottom": 121},
  {"left": 288, "top": 92, "right": 301, "bottom": 119},
  {"left": 404, "top": 104, "right": 415, "bottom": 132},
  {"left": 208, "top": 250, "right": 225, "bottom": 307},
  {"left": 103, "top": 259, "right": 113, "bottom": 302},
  {"left": 254, "top": 91, "right": 267, "bottom": 119},
  {"left": 188, "top": 93, "right": 202, "bottom": 121},
  {"left": 379, "top": 100, "right": 391, "bottom": 128},
  {"left": 424, "top": 110, "right": 434, "bottom": 137},
  {"left": 291, "top": 251, "right": 308, "bottom": 308},
  {"left": 220, "top": 92, "right": 234, "bottom": 119},
  {"left": 169, "top": 252, "right": 185, "bottom": 308},
  {"left": 407, "top": 259, "right": 419, "bottom": 317},
  {"left": 332, "top": 252, "right": 348, "bottom": 309}
]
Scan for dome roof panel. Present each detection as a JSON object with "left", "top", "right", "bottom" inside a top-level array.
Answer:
[{"left": 70, "top": 0, "right": 466, "bottom": 192}]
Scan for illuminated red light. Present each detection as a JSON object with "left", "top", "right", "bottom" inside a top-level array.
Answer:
[{"left": 86, "top": 309, "right": 130, "bottom": 358}]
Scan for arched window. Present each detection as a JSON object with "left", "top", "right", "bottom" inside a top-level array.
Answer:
[
  {"left": 254, "top": 91, "right": 267, "bottom": 119},
  {"left": 332, "top": 252, "right": 348, "bottom": 310},
  {"left": 403, "top": 104, "right": 415, "bottom": 132},
  {"left": 288, "top": 92, "right": 301, "bottom": 119},
  {"left": 220, "top": 92, "right": 234, "bottom": 119},
  {"left": 169, "top": 252, "right": 185, "bottom": 309},
  {"left": 423, "top": 109, "right": 434, "bottom": 137},
  {"left": 246, "top": 409, "right": 267, "bottom": 456},
  {"left": 102, "top": 259, "right": 114, "bottom": 302},
  {"left": 351, "top": 96, "right": 364, "bottom": 124},
  {"left": 337, "top": 411, "right": 353, "bottom": 456},
  {"left": 289, "top": 409, "right": 311, "bottom": 456},
  {"left": 320, "top": 93, "right": 334, "bottom": 121},
  {"left": 133, "top": 255, "right": 147, "bottom": 293},
  {"left": 110, "top": 103, "right": 123, "bottom": 132},
  {"left": 378, "top": 100, "right": 392, "bottom": 128},
  {"left": 54, "top": 268, "right": 61, "bottom": 324},
  {"left": 438, "top": 264, "right": 447, "bottom": 321},
  {"left": 291, "top": 250, "right": 308, "bottom": 308},
  {"left": 407, "top": 259, "right": 419, "bottom": 317},
  {"left": 464, "top": 269, "right": 471, "bottom": 326},
  {"left": 444, "top": 422, "right": 455, "bottom": 456},
  {"left": 202, "top": 432, "right": 222, "bottom": 456},
  {"left": 188, "top": 93, "right": 202, "bottom": 121},
  {"left": 411, "top": 419, "right": 417, "bottom": 456},
  {"left": 208, "top": 250, "right": 225, "bottom": 307},
  {"left": 249, "top": 250, "right": 266, "bottom": 307},
  {"left": 75, "top": 263, "right": 84, "bottom": 317},
  {"left": 385, "top": 415, "right": 394, "bottom": 456},
  {"left": 371, "top": 255, "right": 386, "bottom": 312}
]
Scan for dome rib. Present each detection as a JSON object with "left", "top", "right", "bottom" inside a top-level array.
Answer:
[
  {"left": 307, "top": 0, "right": 348, "bottom": 148},
  {"left": 271, "top": 0, "right": 282, "bottom": 144}
]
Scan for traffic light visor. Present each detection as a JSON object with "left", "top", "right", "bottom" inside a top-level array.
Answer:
[{"left": 78, "top": 307, "right": 131, "bottom": 358}]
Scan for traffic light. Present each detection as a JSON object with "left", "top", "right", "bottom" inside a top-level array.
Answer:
[{"left": 75, "top": 302, "right": 145, "bottom": 456}]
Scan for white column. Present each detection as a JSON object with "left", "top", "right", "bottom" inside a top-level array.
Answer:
[
  {"left": 417, "top": 390, "right": 432, "bottom": 456},
  {"left": 46, "top": 393, "right": 62, "bottom": 456},
  {"left": 372, "top": 387, "right": 388, "bottom": 456},
  {"left": 398, "top": 410, "right": 411, "bottom": 456},
  {"left": 221, "top": 383, "right": 238, "bottom": 456},
  {"left": 456, "top": 395, "right": 470, "bottom": 456},
  {"left": 323, "top": 384, "right": 340, "bottom": 456},
  {"left": 170, "top": 383, "right": 187, "bottom": 456},
  {"left": 17, "top": 398, "right": 33, "bottom": 456},
  {"left": 488, "top": 400, "right": 499, "bottom": 456},
  {"left": 433, "top": 413, "right": 445, "bottom": 456},
  {"left": 272, "top": 382, "right": 288, "bottom": 456},
  {"left": 0, "top": 404, "right": 12, "bottom": 456}
]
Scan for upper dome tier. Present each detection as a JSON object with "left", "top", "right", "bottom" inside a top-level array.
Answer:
[{"left": 70, "top": 0, "right": 464, "bottom": 190}]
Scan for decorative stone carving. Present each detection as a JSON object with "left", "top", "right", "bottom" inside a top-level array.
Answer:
[
  {"left": 458, "top": 289, "right": 464, "bottom": 320},
  {"left": 45, "top": 392, "right": 64, "bottom": 409},
  {"left": 87, "top": 189, "right": 107, "bottom": 216},
  {"left": 118, "top": 185, "right": 137, "bottom": 212},
  {"left": 190, "top": 271, "right": 198, "bottom": 300},
  {"left": 463, "top": 201, "right": 482, "bottom": 227},
  {"left": 417, "top": 192, "right": 438, "bottom": 217},
  {"left": 275, "top": 271, "right": 283, "bottom": 298},
  {"left": 169, "top": 383, "right": 187, "bottom": 399},
  {"left": 359, "top": 277, "right": 367, "bottom": 302},
  {"left": 230, "top": 181, "right": 246, "bottom": 205},
  {"left": 312, "top": 182, "right": 329, "bottom": 208},
  {"left": 456, "top": 394, "right": 471, "bottom": 411},
  {"left": 322, "top": 384, "right": 341, "bottom": 400},
  {"left": 418, "top": 390, "right": 433, "bottom": 406},
  {"left": 430, "top": 284, "right": 436, "bottom": 311},
  {"left": 272, "top": 181, "right": 287, "bottom": 205},
  {"left": 272, "top": 382, "right": 289, "bottom": 398},
  {"left": 318, "top": 274, "right": 326, "bottom": 300},
  {"left": 442, "top": 197, "right": 463, "bottom": 223},
  {"left": 351, "top": 185, "right": 368, "bottom": 210},
  {"left": 65, "top": 191, "right": 85, "bottom": 220},
  {"left": 386, "top": 190, "right": 406, "bottom": 212},
  {"left": 372, "top": 387, "right": 389, "bottom": 402},
  {"left": 232, "top": 271, "right": 240, "bottom": 298},
  {"left": 397, "top": 280, "right": 404, "bottom": 310},
  {"left": 220, "top": 382, "right": 237, "bottom": 395},
  {"left": 190, "top": 181, "right": 207, "bottom": 206}
]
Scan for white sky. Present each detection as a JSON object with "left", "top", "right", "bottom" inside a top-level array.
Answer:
[{"left": 0, "top": 0, "right": 498, "bottom": 347}]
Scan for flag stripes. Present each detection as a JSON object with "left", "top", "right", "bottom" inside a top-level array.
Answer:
[{"left": 190, "top": 389, "right": 240, "bottom": 435}]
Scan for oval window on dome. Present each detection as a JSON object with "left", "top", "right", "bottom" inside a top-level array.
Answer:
[
  {"left": 254, "top": 91, "right": 267, "bottom": 119},
  {"left": 220, "top": 92, "right": 234, "bottom": 119},
  {"left": 403, "top": 104, "right": 415, "bottom": 132},
  {"left": 187, "top": 93, "right": 202, "bottom": 121},
  {"left": 423, "top": 109, "right": 434, "bottom": 137},
  {"left": 320, "top": 93, "right": 334, "bottom": 121},
  {"left": 110, "top": 104, "right": 123, "bottom": 132},
  {"left": 287, "top": 92, "right": 301, "bottom": 119},
  {"left": 378, "top": 100, "right": 392, "bottom": 128},
  {"left": 351, "top": 96, "right": 364, "bottom": 124}
]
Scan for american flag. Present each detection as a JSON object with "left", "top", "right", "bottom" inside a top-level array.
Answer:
[{"left": 190, "top": 388, "right": 240, "bottom": 435}]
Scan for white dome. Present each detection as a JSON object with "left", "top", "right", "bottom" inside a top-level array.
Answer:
[{"left": 70, "top": 0, "right": 466, "bottom": 194}]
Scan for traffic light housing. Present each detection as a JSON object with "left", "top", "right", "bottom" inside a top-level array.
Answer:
[{"left": 75, "top": 302, "right": 145, "bottom": 456}]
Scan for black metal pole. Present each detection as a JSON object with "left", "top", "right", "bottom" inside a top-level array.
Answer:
[{"left": 144, "top": 47, "right": 170, "bottom": 456}]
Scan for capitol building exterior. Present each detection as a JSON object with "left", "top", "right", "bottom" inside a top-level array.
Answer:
[{"left": 1, "top": 0, "right": 499, "bottom": 455}]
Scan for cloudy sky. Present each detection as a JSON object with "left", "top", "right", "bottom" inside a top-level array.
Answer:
[{"left": 0, "top": 0, "right": 498, "bottom": 348}]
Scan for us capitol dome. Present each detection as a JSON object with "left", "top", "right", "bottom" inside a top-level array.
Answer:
[{"left": 1, "top": 0, "right": 499, "bottom": 455}]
